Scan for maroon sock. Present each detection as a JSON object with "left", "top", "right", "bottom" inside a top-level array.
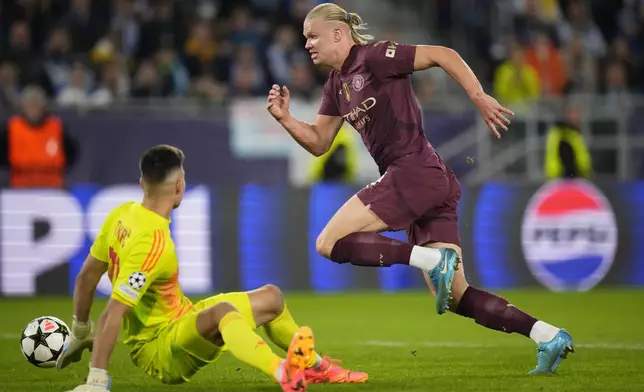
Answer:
[
  {"left": 329, "top": 232, "right": 413, "bottom": 267},
  {"left": 455, "top": 287, "right": 538, "bottom": 338}
]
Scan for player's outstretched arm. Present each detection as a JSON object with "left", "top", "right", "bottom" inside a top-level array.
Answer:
[
  {"left": 64, "top": 300, "right": 129, "bottom": 392},
  {"left": 413, "top": 45, "right": 514, "bottom": 138},
  {"left": 267, "top": 84, "right": 343, "bottom": 156},
  {"left": 57, "top": 255, "right": 107, "bottom": 371}
]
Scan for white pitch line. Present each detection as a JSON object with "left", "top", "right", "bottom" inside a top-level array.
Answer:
[
  {"left": 2, "top": 333, "right": 642, "bottom": 351},
  {"left": 361, "top": 340, "right": 644, "bottom": 351}
]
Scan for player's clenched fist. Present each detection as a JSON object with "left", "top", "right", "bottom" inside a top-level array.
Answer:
[{"left": 266, "top": 84, "right": 290, "bottom": 121}]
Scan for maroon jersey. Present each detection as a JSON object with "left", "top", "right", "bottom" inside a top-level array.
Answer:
[{"left": 318, "top": 41, "right": 440, "bottom": 174}]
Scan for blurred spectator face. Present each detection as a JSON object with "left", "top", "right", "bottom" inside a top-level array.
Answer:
[
  {"left": 21, "top": 88, "right": 47, "bottom": 121},
  {"left": 0, "top": 63, "right": 16, "bottom": 87},
  {"left": 71, "top": 0, "right": 91, "bottom": 17},
  {"left": 116, "top": 0, "right": 135, "bottom": 18},
  {"left": 156, "top": 47, "right": 176, "bottom": 67},
  {"left": 236, "top": 45, "right": 256, "bottom": 65},
  {"left": 234, "top": 67, "right": 256, "bottom": 95},
  {"left": 534, "top": 33, "right": 552, "bottom": 59},
  {"left": 568, "top": 1, "right": 585, "bottom": 23},
  {"left": 510, "top": 45, "right": 525, "bottom": 66},
  {"left": 69, "top": 62, "right": 88, "bottom": 90},
  {"left": 569, "top": 33, "right": 584, "bottom": 56},
  {"left": 275, "top": 25, "right": 297, "bottom": 49},
  {"left": 565, "top": 105, "right": 581, "bottom": 127},
  {"left": 10, "top": 21, "right": 31, "bottom": 50},
  {"left": 606, "top": 63, "right": 626, "bottom": 88},
  {"left": 136, "top": 61, "right": 158, "bottom": 86},
  {"left": 230, "top": 8, "right": 252, "bottom": 31},
  {"left": 290, "top": 62, "right": 313, "bottom": 88},
  {"left": 155, "top": 1, "right": 174, "bottom": 21},
  {"left": 49, "top": 27, "right": 71, "bottom": 54},
  {"left": 612, "top": 38, "right": 629, "bottom": 60},
  {"left": 192, "top": 22, "right": 213, "bottom": 45}
]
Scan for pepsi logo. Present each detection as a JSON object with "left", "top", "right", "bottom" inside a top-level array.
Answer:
[{"left": 521, "top": 180, "right": 617, "bottom": 292}]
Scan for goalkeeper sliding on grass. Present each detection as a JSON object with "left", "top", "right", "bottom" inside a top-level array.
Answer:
[{"left": 57, "top": 144, "right": 367, "bottom": 391}]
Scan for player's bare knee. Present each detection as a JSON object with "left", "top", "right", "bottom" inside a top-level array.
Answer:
[
  {"left": 249, "top": 284, "right": 285, "bottom": 325},
  {"left": 260, "top": 284, "right": 285, "bottom": 315}
]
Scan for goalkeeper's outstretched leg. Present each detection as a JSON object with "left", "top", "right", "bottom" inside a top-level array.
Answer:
[
  {"left": 246, "top": 284, "right": 368, "bottom": 384},
  {"left": 195, "top": 299, "right": 312, "bottom": 391}
]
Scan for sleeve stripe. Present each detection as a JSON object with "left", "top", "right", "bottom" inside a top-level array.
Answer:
[
  {"left": 142, "top": 230, "right": 165, "bottom": 273},
  {"left": 140, "top": 230, "right": 159, "bottom": 272}
]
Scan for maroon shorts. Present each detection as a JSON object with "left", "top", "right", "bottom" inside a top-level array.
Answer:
[{"left": 356, "top": 154, "right": 461, "bottom": 246}]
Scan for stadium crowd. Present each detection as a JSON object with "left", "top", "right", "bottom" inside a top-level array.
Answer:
[
  {"left": 0, "top": 0, "right": 643, "bottom": 113},
  {"left": 0, "top": 0, "right": 328, "bottom": 112}
]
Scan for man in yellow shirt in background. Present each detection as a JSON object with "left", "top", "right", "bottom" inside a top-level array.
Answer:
[
  {"left": 493, "top": 42, "right": 540, "bottom": 111},
  {"left": 56, "top": 145, "right": 367, "bottom": 391}
]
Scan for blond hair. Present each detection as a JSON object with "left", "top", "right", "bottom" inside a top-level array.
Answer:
[{"left": 305, "top": 3, "right": 374, "bottom": 45}]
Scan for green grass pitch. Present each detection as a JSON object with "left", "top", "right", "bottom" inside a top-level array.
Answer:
[{"left": 1, "top": 289, "right": 643, "bottom": 391}]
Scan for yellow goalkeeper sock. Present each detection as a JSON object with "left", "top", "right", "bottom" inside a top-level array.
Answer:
[
  {"left": 219, "top": 311, "right": 282, "bottom": 380},
  {"left": 263, "top": 305, "right": 322, "bottom": 368}
]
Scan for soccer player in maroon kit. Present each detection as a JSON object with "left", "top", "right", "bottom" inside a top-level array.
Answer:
[{"left": 267, "top": 3, "right": 574, "bottom": 375}]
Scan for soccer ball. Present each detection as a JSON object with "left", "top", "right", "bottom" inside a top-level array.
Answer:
[{"left": 20, "top": 316, "right": 70, "bottom": 368}]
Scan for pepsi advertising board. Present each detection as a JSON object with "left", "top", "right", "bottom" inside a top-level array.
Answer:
[
  {"left": 521, "top": 180, "right": 618, "bottom": 292},
  {"left": 0, "top": 179, "right": 643, "bottom": 296}
]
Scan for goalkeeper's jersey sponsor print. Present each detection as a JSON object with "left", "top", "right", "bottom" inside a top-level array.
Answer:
[{"left": 90, "top": 202, "right": 193, "bottom": 344}]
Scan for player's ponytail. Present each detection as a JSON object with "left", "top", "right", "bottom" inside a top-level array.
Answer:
[{"left": 306, "top": 3, "right": 374, "bottom": 45}]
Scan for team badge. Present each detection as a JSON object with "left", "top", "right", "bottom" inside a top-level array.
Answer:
[
  {"left": 128, "top": 271, "right": 147, "bottom": 290},
  {"left": 352, "top": 74, "right": 364, "bottom": 91}
]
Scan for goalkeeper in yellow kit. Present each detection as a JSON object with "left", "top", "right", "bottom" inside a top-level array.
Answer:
[{"left": 57, "top": 145, "right": 367, "bottom": 391}]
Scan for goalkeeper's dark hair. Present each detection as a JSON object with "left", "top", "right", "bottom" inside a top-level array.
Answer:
[{"left": 139, "top": 145, "right": 184, "bottom": 185}]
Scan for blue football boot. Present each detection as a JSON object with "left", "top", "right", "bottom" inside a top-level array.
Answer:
[
  {"left": 428, "top": 248, "right": 460, "bottom": 315},
  {"left": 529, "top": 329, "right": 575, "bottom": 375}
]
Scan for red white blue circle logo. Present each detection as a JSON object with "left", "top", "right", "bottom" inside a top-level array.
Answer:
[{"left": 521, "top": 180, "right": 617, "bottom": 292}]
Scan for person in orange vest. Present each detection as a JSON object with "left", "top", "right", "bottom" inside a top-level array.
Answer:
[{"left": 0, "top": 85, "right": 78, "bottom": 188}]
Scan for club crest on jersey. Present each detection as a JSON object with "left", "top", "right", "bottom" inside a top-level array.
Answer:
[
  {"left": 342, "top": 82, "right": 351, "bottom": 102},
  {"left": 352, "top": 74, "right": 365, "bottom": 91}
]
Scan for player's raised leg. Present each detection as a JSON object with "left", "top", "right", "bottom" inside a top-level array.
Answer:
[
  {"left": 195, "top": 300, "right": 313, "bottom": 391},
  {"left": 315, "top": 190, "right": 459, "bottom": 315},
  {"left": 422, "top": 241, "right": 574, "bottom": 374},
  {"left": 246, "top": 284, "right": 368, "bottom": 384}
]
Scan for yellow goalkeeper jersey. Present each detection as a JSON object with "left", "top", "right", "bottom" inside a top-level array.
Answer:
[{"left": 90, "top": 202, "right": 193, "bottom": 345}]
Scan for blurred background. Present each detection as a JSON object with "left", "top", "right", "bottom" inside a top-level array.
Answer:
[{"left": 0, "top": 0, "right": 643, "bottom": 296}]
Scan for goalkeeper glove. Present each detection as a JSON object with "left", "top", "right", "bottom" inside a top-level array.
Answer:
[
  {"left": 66, "top": 368, "right": 111, "bottom": 391},
  {"left": 56, "top": 316, "right": 95, "bottom": 370}
]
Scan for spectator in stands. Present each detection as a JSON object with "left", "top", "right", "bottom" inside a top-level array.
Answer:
[
  {"left": 62, "top": 0, "right": 106, "bottom": 53},
  {"left": 544, "top": 102, "right": 592, "bottom": 180},
  {"left": 90, "top": 61, "right": 128, "bottom": 108},
  {"left": 558, "top": 0, "right": 607, "bottom": 58},
  {"left": 524, "top": 31, "right": 566, "bottom": 97},
  {"left": 182, "top": 20, "right": 218, "bottom": 78},
  {"left": 230, "top": 44, "right": 267, "bottom": 96},
  {"left": 0, "top": 85, "right": 78, "bottom": 188},
  {"left": 154, "top": 42, "right": 190, "bottom": 97},
  {"left": 493, "top": 41, "right": 540, "bottom": 110},
  {"left": 602, "top": 61, "right": 632, "bottom": 107},
  {"left": 267, "top": 25, "right": 301, "bottom": 86},
  {"left": 562, "top": 32, "right": 597, "bottom": 94},
  {"left": 131, "top": 60, "right": 163, "bottom": 98},
  {"left": 0, "top": 62, "right": 20, "bottom": 113},
  {"left": 43, "top": 25, "right": 75, "bottom": 95},
  {"left": 110, "top": 0, "right": 140, "bottom": 58},
  {"left": 136, "top": 0, "right": 182, "bottom": 60},
  {"left": 286, "top": 56, "right": 318, "bottom": 101},
  {"left": 3, "top": 19, "right": 52, "bottom": 94},
  {"left": 56, "top": 60, "right": 94, "bottom": 107}
]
